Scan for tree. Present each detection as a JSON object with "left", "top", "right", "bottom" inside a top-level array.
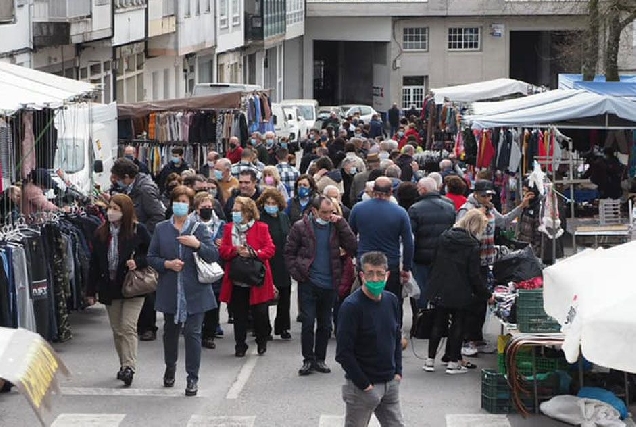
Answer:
[{"left": 603, "top": 1, "right": 636, "bottom": 81}]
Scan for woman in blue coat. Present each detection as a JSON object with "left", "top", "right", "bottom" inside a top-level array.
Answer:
[{"left": 148, "top": 185, "right": 218, "bottom": 397}]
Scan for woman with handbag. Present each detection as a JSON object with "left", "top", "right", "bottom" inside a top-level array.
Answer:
[
  {"left": 190, "top": 192, "right": 225, "bottom": 350},
  {"left": 256, "top": 188, "right": 292, "bottom": 340},
  {"left": 147, "top": 185, "right": 218, "bottom": 397},
  {"left": 86, "top": 194, "right": 151, "bottom": 387},
  {"left": 424, "top": 209, "right": 493, "bottom": 375},
  {"left": 219, "top": 196, "right": 276, "bottom": 357}
]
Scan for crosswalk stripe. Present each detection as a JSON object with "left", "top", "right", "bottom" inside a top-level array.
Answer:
[
  {"left": 60, "top": 387, "right": 208, "bottom": 398},
  {"left": 445, "top": 414, "right": 511, "bottom": 427},
  {"left": 51, "top": 414, "right": 126, "bottom": 426},
  {"left": 318, "top": 414, "right": 380, "bottom": 427},
  {"left": 187, "top": 415, "right": 256, "bottom": 427}
]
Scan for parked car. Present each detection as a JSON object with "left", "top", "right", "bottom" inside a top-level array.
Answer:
[
  {"left": 315, "top": 106, "right": 343, "bottom": 130},
  {"left": 340, "top": 104, "right": 379, "bottom": 124},
  {"left": 271, "top": 103, "right": 292, "bottom": 141},
  {"left": 280, "top": 99, "right": 318, "bottom": 130},
  {"left": 283, "top": 106, "right": 309, "bottom": 142}
]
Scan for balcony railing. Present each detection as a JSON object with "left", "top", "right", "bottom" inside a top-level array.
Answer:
[
  {"left": 34, "top": 0, "right": 91, "bottom": 20},
  {"left": 162, "top": 0, "right": 175, "bottom": 16}
]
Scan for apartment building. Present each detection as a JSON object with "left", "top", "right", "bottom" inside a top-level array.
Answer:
[{"left": 303, "top": 0, "right": 635, "bottom": 113}]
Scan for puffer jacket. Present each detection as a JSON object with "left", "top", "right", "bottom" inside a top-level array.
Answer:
[
  {"left": 129, "top": 173, "right": 166, "bottom": 233},
  {"left": 407, "top": 192, "right": 456, "bottom": 265},
  {"left": 284, "top": 215, "right": 357, "bottom": 288},
  {"left": 426, "top": 227, "right": 491, "bottom": 309}
]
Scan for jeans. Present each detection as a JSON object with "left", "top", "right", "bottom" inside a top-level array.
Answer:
[
  {"left": 230, "top": 285, "right": 269, "bottom": 351},
  {"left": 163, "top": 312, "right": 205, "bottom": 382},
  {"left": 342, "top": 379, "right": 405, "bottom": 427},
  {"left": 137, "top": 291, "right": 157, "bottom": 334},
  {"left": 428, "top": 307, "right": 466, "bottom": 363},
  {"left": 106, "top": 297, "right": 145, "bottom": 370},
  {"left": 412, "top": 263, "right": 430, "bottom": 309},
  {"left": 300, "top": 281, "right": 335, "bottom": 363},
  {"left": 274, "top": 286, "right": 291, "bottom": 334}
]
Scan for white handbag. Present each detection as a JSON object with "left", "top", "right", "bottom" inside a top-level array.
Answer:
[{"left": 191, "top": 222, "right": 224, "bottom": 283}]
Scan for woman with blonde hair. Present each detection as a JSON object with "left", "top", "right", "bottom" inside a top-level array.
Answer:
[
  {"left": 423, "top": 209, "right": 493, "bottom": 375},
  {"left": 261, "top": 166, "right": 290, "bottom": 200}
]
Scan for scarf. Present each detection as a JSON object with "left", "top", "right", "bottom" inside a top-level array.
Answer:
[
  {"left": 231, "top": 220, "right": 255, "bottom": 287},
  {"left": 108, "top": 224, "right": 120, "bottom": 280}
]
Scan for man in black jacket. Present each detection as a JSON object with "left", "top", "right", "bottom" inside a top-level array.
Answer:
[
  {"left": 123, "top": 146, "right": 151, "bottom": 175},
  {"left": 407, "top": 177, "right": 455, "bottom": 309},
  {"left": 156, "top": 147, "right": 190, "bottom": 192},
  {"left": 388, "top": 103, "right": 400, "bottom": 137}
]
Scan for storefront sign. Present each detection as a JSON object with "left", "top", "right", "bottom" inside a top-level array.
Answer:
[
  {"left": 0, "top": 328, "right": 70, "bottom": 426},
  {"left": 490, "top": 24, "right": 505, "bottom": 38}
]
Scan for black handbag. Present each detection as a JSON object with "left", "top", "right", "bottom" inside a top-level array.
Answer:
[
  {"left": 411, "top": 307, "right": 449, "bottom": 340},
  {"left": 229, "top": 246, "right": 266, "bottom": 287}
]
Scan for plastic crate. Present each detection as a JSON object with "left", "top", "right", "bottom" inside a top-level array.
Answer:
[
  {"left": 517, "top": 290, "right": 561, "bottom": 333},
  {"left": 498, "top": 351, "right": 570, "bottom": 376},
  {"left": 481, "top": 369, "right": 536, "bottom": 414}
]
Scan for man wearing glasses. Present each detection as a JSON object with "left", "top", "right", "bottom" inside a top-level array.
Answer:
[{"left": 456, "top": 179, "right": 532, "bottom": 356}]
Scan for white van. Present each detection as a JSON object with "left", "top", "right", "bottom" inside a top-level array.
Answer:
[
  {"left": 271, "top": 103, "right": 292, "bottom": 141},
  {"left": 53, "top": 103, "right": 118, "bottom": 195},
  {"left": 280, "top": 99, "right": 319, "bottom": 131},
  {"left": 192, "top": 83, "right": 262, "bottom": 97}
]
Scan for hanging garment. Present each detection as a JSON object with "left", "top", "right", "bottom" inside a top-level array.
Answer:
[
  {"left": 21, "top": 111, "right": 36, "bottom": 178},
  {"left": 12, "top": 245, "right": 37, "bottom": 332},
  {"left": 477, "top": 130, "right": 495, "bottom": 169}
]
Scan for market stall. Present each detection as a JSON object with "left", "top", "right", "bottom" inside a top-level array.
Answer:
[{"left": 430, "top": 78, "right": 532, "bottom": 105}]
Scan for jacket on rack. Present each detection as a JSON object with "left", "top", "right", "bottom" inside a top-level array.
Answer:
[
  {"left": 87, "top": 222, "right": 152, "bottom": 305},
  {"left": 128, "top": 173, "right": 166, "bottom": 234}
]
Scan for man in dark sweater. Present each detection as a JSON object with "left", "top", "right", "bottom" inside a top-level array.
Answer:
[{"left": 336, "top": 251, "right": 404, "bottom": 426}]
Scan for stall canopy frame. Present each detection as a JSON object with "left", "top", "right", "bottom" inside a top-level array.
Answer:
[{"left": 430, "top": 78, "right": 531, "bottom": 105}]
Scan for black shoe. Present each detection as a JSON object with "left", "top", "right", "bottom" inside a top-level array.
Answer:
[
  {"left": 0, "top": 381, "right": 13, "bottom": 393},
  {"left": 313, "top": 361, "right": 331, "bottom": 374},
  {"left": 296, "top": 314, "right": 303, "bottom": 323},
  {"left": 116, "top": 367, "right": 124, "bottom": 380},
  {"left": 266, "top": 334, "right": 274, "bottom": 342},
  {"left": 120, "top": 367, "right": 134, "bottom": 387},
  {"left": 257, "top": 343, "right": 267, "bottom": 355},
  {"left": 140, "top": 330, "right": 156, "bottom": 341},
  {"left": 185, "top": 378, "right": 198, "bottom": 397},
  {"left": 228, "top": 316, "right": 234, "bottom": 324},
  {"left": 202, "top": 338, "right": 216, "bottom": 349},
  {"left": 163, "top": 365, "right": 176, "bottom": 387},
  {"left": 280, "top": 331, "right": 292, "bottom": 340},
  {"left": 235, "top": 345, "right": 248, "bottom": 358},
  {"left": 298, "top": 361, "right": 314, "bottom": 376}
]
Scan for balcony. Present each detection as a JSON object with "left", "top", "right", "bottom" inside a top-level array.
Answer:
[
  {"left": 148, "top": 0, "right": 176, "bottom": 38},
  {"left": 244, "top": 0, "right": 286, "bottom": 45},
  {"left": 33, "top": 0, "right": 91, "bottom": 21}
]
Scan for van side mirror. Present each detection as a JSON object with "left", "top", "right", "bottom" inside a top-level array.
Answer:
[
  {"left": 288, "top": 114, "right": 293, "bottom": 120},
  {"left": 272, "top": 115, "right": 278, "bottom": 125},
  {"left": 93, "top": 160, "right": 104, "bottom": 173}
]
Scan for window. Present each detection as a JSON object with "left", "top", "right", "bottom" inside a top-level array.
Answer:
[
  {"left": 232, "top": 0, "right": 240, "bottom": 26},
  {"left": 219, "top": 0, "right": 228, "bottom": 28},
  {"left": 286, "top": 0, "right": 303, "bottom": 25},
  {"left": 401, "top": 76, "right": 426, "bottom": 110},
  {"left": 195, "top": 0, "right": 200, "bottom": 15},
  {"left": 403, "top": 27, "right": 428, "bottom": 51},
  {"left": 447, "top": 27, "right": 480, "bottom": 50},
  {"left": 204, "top": 0, "right": 211, "bottom": 13},
  {"left": 184, "top": 0, "right": 191, "bottom": 16}
]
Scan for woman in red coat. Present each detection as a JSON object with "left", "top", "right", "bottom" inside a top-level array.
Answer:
[{"left": 219, "top": 196, "right": 276, "bottom": 357}]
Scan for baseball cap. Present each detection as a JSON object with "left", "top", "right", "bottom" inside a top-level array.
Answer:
[{"left": 474, "top": 180, "right": 496, "bottom": 195}]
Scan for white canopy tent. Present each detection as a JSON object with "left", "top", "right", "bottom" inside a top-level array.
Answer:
[
  {"left": 0, "top": 62, "right": 96, "bottom": 114},
  {"left": 470, "top": 89, "right": 582, "bottom": 117},
  {"left": 543, "top": 241, "right": 636, "bottom": 373},
  {"left": 466, "top": 90, "right": 636, "bottom": 130},
  {"left": 430, "top": 78, "right": 530, "bottom": 105}
]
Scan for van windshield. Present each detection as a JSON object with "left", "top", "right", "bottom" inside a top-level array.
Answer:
[
  {"left": 54, "top": 137, "right": 85, "bottom": 174},
  {"left": 296, "top": 106, "right": 315, "bottom": 120}
]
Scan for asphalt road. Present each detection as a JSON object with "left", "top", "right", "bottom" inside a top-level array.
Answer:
[{"left": 0, "top": 284, "right": 621, "bottom": 426}]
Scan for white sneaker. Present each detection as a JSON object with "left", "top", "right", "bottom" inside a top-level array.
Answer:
[
  {"left": 423, "top": 358, "right": 435, "bottom": 372},
  {"left": 446, "top": 362, "right": 468, "bottom": 375},
  {"left": 461, "top": 343, "right": 478, "bottom": 357},
  {"left": 477, "top": 343, "right": 496, "bottom": 354}
]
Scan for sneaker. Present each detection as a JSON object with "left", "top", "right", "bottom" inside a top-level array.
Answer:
[
  {"left": 185, "top": 378, "right": 198, "bottom": 397},
  {"left": 476, "top": 343, "right": 496, "bottom": 354},
  {"left": 461, "top": 343, "right": 478, "bottom": 357},
  {"left": 280, "top": 331, "right": 292, "bottom": 340},
  {"left": 202, "top": 337, "right": 216, "bottom": 349},
  {"left": 423, "top": 358, "right": 435, "bottom": 372},
  {"left": 446, "top": 362, "right": 468, "bottom": 375}
]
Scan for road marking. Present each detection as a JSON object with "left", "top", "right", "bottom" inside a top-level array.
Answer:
[
  {"left": 446, "top": 414, "right": 511, "bottom": 427},
  {"left": 318, "top": 414, "right": 380, "bottom": 427},
  {"left": 226, "top": 349, "right": 259, "bottom": 399},
  {"left": 187, "top": 415, "right": 256, "bottom": 427},
  {"left": 51, "top": 414, "right": 125, "bottom": 426},
  {"left": 60, "top": 387, "right": 208, "bottom": 398}
]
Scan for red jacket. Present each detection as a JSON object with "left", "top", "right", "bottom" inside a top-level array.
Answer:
[
  {"left": 396, "top": 128, "right": 421, "bottom": 149},
  {"left": 219, "top": 221, "right": 276, "bottom": 306},
  {"left": 227, "top": 146, "right": 244, "bottom": 164}
]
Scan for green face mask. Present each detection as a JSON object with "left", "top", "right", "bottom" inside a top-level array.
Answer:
[{"left": 365, "top": 280, "right": 386, "bottom": 297}]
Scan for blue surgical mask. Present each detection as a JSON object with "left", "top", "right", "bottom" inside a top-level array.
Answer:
[
  {"left": 171, "top": 156, "right": 181, "bottom": 164},
  {"left": 398, "top": 131, "right": 404, "bottom": 137},
  {"left": 264, "top": 205, "right": 279, "bottom": 215},
  {"left": 116, "top": 179, "right": 126, "bottom": 188},
  {"left": 281, "top": 142, "right": 288, "bottom": 149},
  {"left": 266, "top": 139, "right": 274, "bottom": 148},
  {"left": 298, "top": 187, "right": 311, "bottom": 198},
  {"left": 320, "top": 136, "right": 328, "bottom": 142},
  {"left": 214, "top": 170, "right": 224, "bottom": 180},
  {"left": 124, "top": 155, "right": 134, "bottom": 161},
  {"left": 232, "top": 211, "right": 243, "bottom": 223},
  {"left": 315, "top": 217, "right": 329, "bottom": 226},
  {"left": 349, "top": 167, "right": 357, "bottom": 175},
  {"left": 251, "top": 138, "right": 258, "bottom": 146},
  {"left": 172, "top": 202, "right": 189, "bottom": 217}
]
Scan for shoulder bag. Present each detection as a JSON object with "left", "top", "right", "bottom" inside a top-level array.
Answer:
[
  {"left": 190, "top": 222, "right": 224, "bottom": 283},
  {"left": 229, "top": 245, "right": 266, "bottom": 287},
  {"left": 122, "top": 250, "right": 158, "bottom": 298}
]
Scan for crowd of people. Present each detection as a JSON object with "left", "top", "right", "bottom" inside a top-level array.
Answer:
[{"left": 81, "top": 111, "right": 542, "bottom": 426}]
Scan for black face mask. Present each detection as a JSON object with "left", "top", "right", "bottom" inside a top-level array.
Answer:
[
  {"left": 230, "top": 143, "right": 237, "bottom": 149},
  {"left": 199, "top": 207, "right": 213, "bottom": 221}
]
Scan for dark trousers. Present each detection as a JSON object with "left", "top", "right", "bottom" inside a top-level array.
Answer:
[
  {"left": 230, "top": 285, "right": 269, "bottom": 351},
  {"left": 300, "top": 281, "right": 335, "bottom": 363},
  {"left": 163, "top": 312, "right": 205, "bottom": 381},
  {"left": 464, "top": 266, "right": 489, "bottom": 342},
  {"left": 274, "top": 286, "right": 291, "bottom": 334},
  {"left": 202, "top": 287, "right": 221, "bottom": 340},
  {"left": 137, "top": 292, "right": 157, "bottom": 333},
  {"left": 386, "top": 267, "right": 404, "bottom": 328},
  {"left": 428, "top": 307, "right": 466, "bottom": 363}
]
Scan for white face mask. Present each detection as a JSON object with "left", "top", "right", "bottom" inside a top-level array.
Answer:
[
  {"left": 207, "top": 161, "right": 215, "bottom": 167},
  {"left": 361, "top": 193, "right": 371, "bottom": 202}
]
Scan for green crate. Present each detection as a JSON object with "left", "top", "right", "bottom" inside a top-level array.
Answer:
[
  {"left": 498, "top": 350, "right": 570, "bottom": 376},
  {"left": 517, "top": 290, "right": 561, "bottom": 333},
  {"left": 481, "top": 369, "right": 536, "bottom": 414}
]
